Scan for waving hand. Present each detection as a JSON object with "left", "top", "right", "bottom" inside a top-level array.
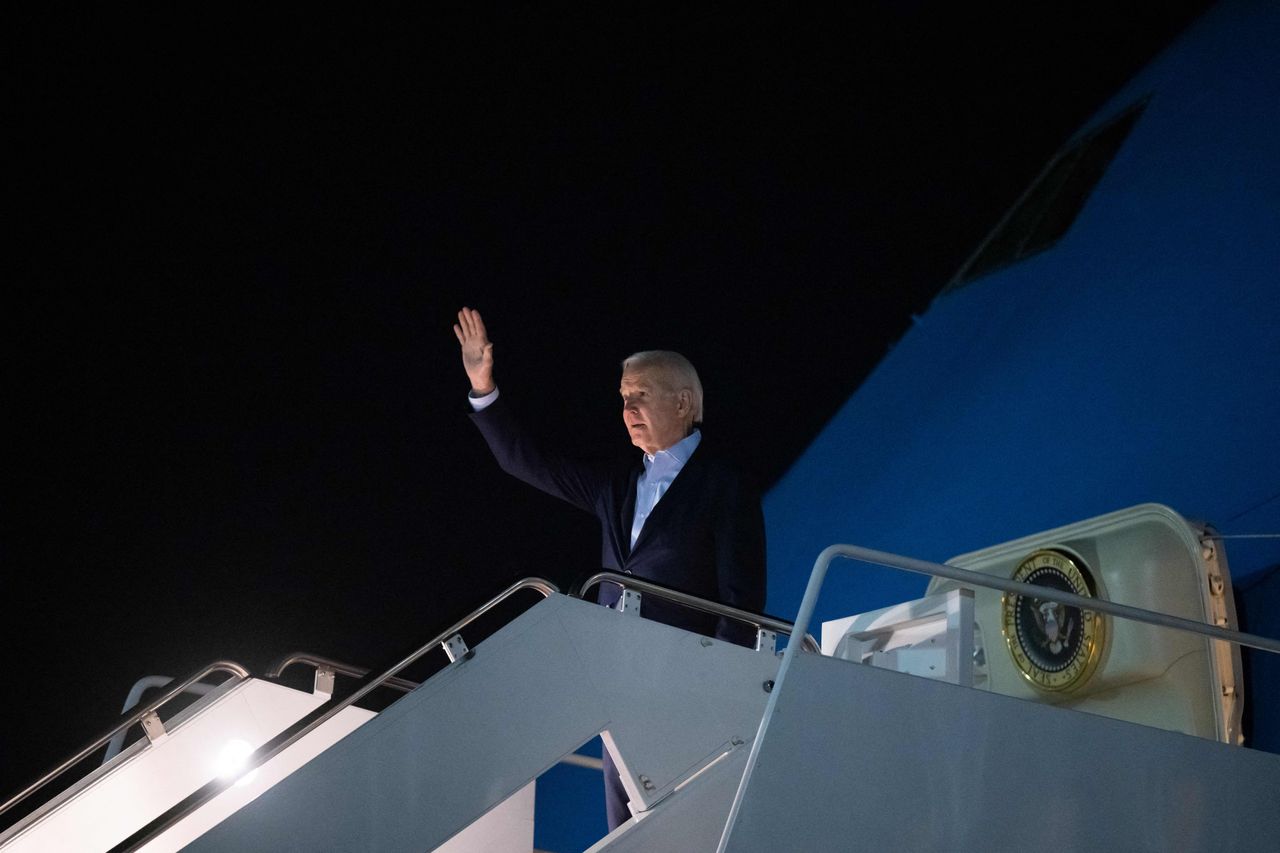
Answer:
[{"left": 454, "top": 307, "right": 496, "bottom": 395}]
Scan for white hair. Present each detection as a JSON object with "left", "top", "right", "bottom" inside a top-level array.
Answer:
[{"left": 621, "top": 350, "right": 704, "bottom": 423}]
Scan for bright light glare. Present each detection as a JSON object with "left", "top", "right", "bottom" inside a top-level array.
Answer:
[{"left": 215, "top": 739, "right": 260, "bottom": 787}]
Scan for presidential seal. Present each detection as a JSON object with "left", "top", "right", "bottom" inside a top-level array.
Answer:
[{"left": 1001, "top": 549, "right": 1106, "bottom": 692}]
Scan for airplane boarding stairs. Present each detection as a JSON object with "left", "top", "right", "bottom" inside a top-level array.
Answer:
[
  {"left": 0, "top": 575, "right": 809, "bottom": 853},
  {"left": 177, "top": 582, "right": 790, "bottom": 853},
  {"left": 4, "top": 547, "right": 1280, "bottom": 852}
]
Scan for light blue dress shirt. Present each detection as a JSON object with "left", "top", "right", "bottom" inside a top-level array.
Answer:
[{"left": 630, "top": 429, "right": 701, "bottom": 548}]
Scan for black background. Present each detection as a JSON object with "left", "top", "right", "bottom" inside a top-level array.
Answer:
[{"left": 5, "top": 4, "right": 1211, "bottom": 805}]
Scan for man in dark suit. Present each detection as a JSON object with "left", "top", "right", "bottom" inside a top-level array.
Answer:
[{"left": 452, "top": 306, "right": 766, "bottom": 830}]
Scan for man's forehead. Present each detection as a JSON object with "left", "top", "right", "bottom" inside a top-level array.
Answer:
[{"left": 620, "top": 367, "right": 667, "bottom": 390}]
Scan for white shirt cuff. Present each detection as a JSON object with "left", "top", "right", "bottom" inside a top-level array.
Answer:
[{"left": 468, "top": 387, "right": 500, "bottom": 411}]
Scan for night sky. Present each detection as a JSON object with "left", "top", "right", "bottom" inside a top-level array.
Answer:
[{"left": 6, "top": 4, "right": 1211, "bottom": 807}]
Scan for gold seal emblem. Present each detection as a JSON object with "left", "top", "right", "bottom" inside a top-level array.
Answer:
[{"left": 1001, "top": 549, "right": 1106, "bottom": 692}]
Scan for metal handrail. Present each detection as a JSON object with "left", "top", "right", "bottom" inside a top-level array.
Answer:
[
  {"left": 813, "top": 546, "right": 1280, "bottom": 653},
  {"left": 267, "top": 653, "right": 420, "bottom": 694},
  {"left": 109, "top": 577, "right": 560, "bottom": 853},
  {"left": 717, "top": 543, "right": 1280, "bottom": 852},
  {"left": 575, "top": 570, "right": 822, "bottom": 654},
  {"left": 104, "top": 677, "right": 220, "bottom": 764},
  {"left": 0, "top": 660, "right": 250, "bottom": 822}
]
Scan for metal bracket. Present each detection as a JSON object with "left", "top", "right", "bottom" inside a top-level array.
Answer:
[
  {"left": 755, "top": 628, "right": 777, "bottom": 654},
  {"left": 441, "top": 633, "right": 471, "bottom": 663},
  {"left": 140, "top": 711, "right": 167, "bottom": 744},
  {"left": 618, "top": 589, "right": 642, "bottom": 617},
  {"left": 313, "top": 666, "right": 336, "bottom": 696}
]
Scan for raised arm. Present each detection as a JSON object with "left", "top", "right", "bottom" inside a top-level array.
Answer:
[
  {"left": 454, "top": 306, "right": 610, "bottom": 515},
  {"left": 453, "top": 306, "right": 496, "bottom": 395}
]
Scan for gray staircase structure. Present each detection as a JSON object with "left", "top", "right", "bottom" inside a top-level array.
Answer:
[
  {"left": 5, "top": 565, "right": 1278, "bottom": 851},
  {"left": 721, "top": 650, "right": 1280, "bottom": 852},
  {"left": 184, "top": 593, "right": 779, "bottom": 852}
]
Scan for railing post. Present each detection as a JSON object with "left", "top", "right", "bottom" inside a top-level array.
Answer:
[{"left": 717, "top": 544, "right": 843, "bottom": 853}]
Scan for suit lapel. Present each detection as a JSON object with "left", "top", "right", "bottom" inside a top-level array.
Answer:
[{"left": 616, "top": 464, "right": 642, "bottom": 560}]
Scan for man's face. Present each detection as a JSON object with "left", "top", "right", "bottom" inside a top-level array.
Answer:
[{"left": 620, "top": 367, "right": 690, "bottom": 455}]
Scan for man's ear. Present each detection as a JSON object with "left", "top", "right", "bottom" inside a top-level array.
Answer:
[{"left": 677, "top": 388, "right": 693, "bottom": 416}]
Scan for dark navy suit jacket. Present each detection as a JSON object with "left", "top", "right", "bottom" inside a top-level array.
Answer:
[{"left": 470, "top": 395, "right": 766, "bottom": 644}]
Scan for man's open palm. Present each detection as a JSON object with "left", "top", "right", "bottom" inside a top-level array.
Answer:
[{"left": 454, "top": 307, "right": 495, "bottom": 394}]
